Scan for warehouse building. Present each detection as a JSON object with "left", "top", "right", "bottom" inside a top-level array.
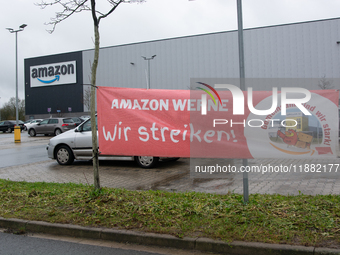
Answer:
[{"left": 24, "top": 17, "right": 340, "bottom": 119}]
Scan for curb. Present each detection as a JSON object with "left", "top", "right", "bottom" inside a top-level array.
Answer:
[{"left": 0, "top": 217, "right": 339, "bottom": 255}]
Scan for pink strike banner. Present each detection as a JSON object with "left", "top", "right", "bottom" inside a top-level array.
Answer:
[{"left": 97, "top": 87, "right": 339, "bottom": 159}]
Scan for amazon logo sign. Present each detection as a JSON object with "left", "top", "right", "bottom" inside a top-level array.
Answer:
[{"left": 30, "top": 61, "right": 77, "bottom": 87}]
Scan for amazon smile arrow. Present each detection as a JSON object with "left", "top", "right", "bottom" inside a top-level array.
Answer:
[{"left": 37, "top": 75, "right": 60, "bottom": 84}]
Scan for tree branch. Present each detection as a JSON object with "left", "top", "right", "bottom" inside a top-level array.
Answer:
[
  {"left": 98, "top": 0, "right": 124, "bottom": 25},
  {"left": 36, "top": 0, "right": 146, "bottom": 32},
  {"left": 36, "top": 0, "right": 90, "bottom": 33}
]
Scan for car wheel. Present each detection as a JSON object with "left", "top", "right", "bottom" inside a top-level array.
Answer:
[
  {"left": 54, "top": 128, "right": 62, "bottom": 136},
  {"left": 29, "top": 129, "right": 36, "bottom": 137},
  {"left": 7, "top": 127, "right": 12, "bottom": 133},
  {"left": 56, "top": 145, "right": 74, "bottom": 165},
  {"left": 134, "top": 156, "right": 159, "bottom": 168}
]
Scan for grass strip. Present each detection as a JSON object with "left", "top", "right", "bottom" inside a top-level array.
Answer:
[{"left": 0, "top": 179, "right": 339, "bottom": 247}]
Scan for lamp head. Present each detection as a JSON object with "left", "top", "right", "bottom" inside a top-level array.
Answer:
[{"left": 19, "top": 24, "right": 27, "bottom": 29}]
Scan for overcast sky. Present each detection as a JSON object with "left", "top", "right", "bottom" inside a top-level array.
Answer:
[{"left": 1, "top": 0, "right": 340, "bottom": 109}]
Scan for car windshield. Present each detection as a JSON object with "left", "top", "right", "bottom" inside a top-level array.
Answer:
[{"left": 80, "top": 116, "right": 97, "bottom": 131}]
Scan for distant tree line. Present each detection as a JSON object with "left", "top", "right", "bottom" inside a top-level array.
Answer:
[{"left": 0, "top": 97, "right": 25, "bottom": 121}]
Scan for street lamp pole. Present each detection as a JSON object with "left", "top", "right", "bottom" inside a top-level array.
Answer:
[
  {"left": 6, "top": 24, "right": 27, "bottom": 126},
  {"left": 142, "top": 55, "right": 156, "bottom": 89},
  {"left": 236, "top": 0, "right": 249, "bottom": 203},
  {"left": 189, "top": 0, "right": 249, "bottom": 202}
]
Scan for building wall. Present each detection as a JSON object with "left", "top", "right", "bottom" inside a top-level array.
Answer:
[
  {"left": 245, "top": 18, "right": 340, "bottom": 80},
  {"left": 25, "top": 18, "right": 340, "bottom": 118},
  {"left": 25, "top": 51, "right": 83, "bottom": 118},
  {"left": 82, "top": 17, "right": 340, "bottom": 95}
]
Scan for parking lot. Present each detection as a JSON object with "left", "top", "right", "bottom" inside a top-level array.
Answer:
[{"left": 0, "top": 131, "right": 340, "bottom": 196}]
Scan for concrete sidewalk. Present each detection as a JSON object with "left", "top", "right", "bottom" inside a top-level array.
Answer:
[
  {"left": 1, "top": 133, "right": 340, "bottom": 197},
  {"left": 1, "top": 157, "right": 340, "bottom": 196}
]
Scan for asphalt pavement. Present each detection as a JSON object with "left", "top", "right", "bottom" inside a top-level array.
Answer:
[
  {"left": 0, "top": 231, "right": 165, "bottom": 255},
  {"left": 0, "top": 132, "right": 50, "bottom": 167}
]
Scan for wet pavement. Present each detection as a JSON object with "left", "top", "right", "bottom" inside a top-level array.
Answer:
[
  {"left": 0, "top": 132, "right": 340, "bottom": 196},
  {"left": 0, "top": 133, "right": 50, "bottom": 167}
]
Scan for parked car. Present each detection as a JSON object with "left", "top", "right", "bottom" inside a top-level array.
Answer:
[
  {"left": 70, "top": 117, "right": 86, "bottom": 126},
  {"left": 28, "top": 118, "right": 77, "bottom": 137},
  {"left": 24, "top": 119, "right": 43, "bottom": 131},
  {"left": 46, "top": 116, "right": 179, "bottom": 168},
  {"left": 0, "top": 120, "right": 25, "bottom": 133}
]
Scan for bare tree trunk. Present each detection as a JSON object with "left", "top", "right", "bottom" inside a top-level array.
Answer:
[
  {"left": 91, "top": 24, "right": 100, "bottom": 190},
  {"left": 37, "top": 0, "right": 145, "bottom": 191}
]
